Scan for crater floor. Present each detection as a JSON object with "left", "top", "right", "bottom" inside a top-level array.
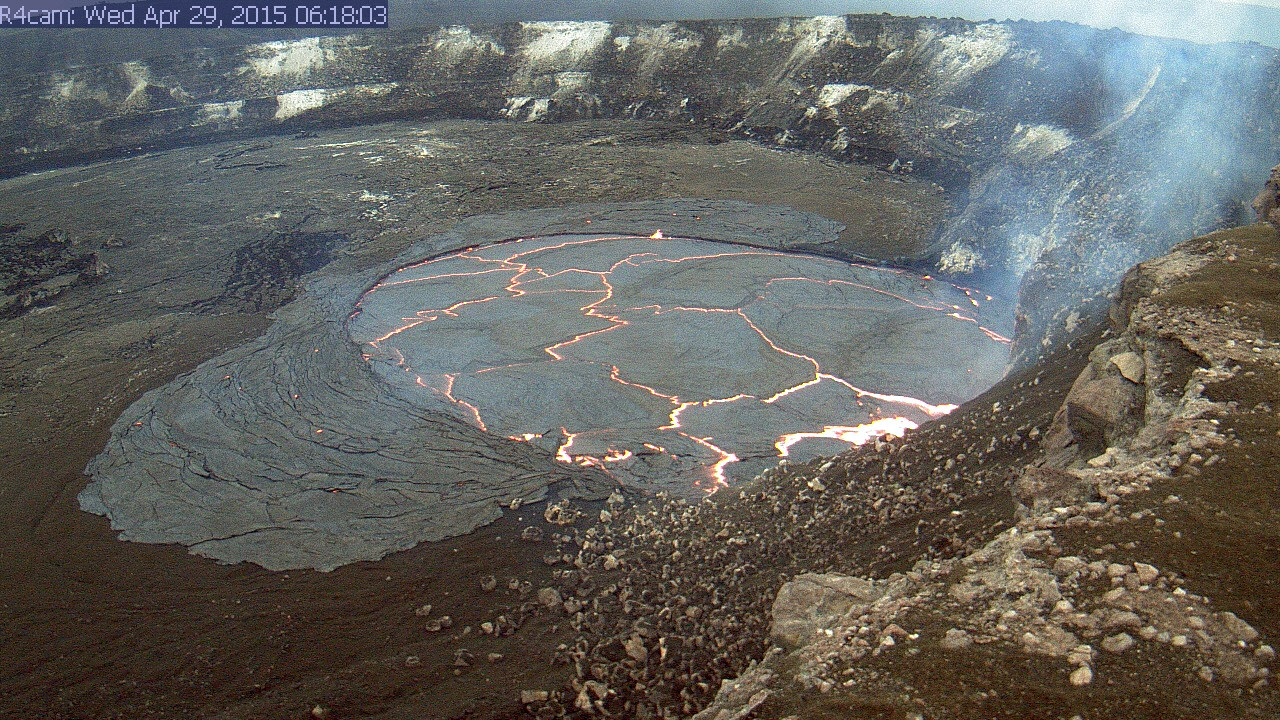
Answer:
[
  {"left": 0, "top": 119, "right": 971, "bottom": 717},
  {"left": 73, "top": 198, "right": 1006, "bottom": 571},
  {"left": 351, "top": 233, "right": 1011, "bottom": 490}
]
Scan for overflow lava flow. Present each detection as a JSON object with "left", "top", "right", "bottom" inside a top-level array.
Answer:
[{"left": 348, "top": 234, "right": 1011, "bottom": 492}]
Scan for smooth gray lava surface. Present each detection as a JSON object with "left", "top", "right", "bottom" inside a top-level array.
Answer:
[
  {"left": 80, "top": 200, "right": 1011, "bottom": 571},
  {"left": 350, "top": 233, "right": 1010, "bottom": 491}
]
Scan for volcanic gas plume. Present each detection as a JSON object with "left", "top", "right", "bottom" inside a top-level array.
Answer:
[{"left": 348, "top": 234, "right": 1011, "bottom": 491}]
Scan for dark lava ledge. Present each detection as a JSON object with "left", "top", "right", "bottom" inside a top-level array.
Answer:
[{"left": 80, "top": 198, "right": 1010, "bottom": 571}]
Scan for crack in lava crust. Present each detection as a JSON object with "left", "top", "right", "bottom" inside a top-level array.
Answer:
[{"left": 348, "top": 234, "right": 1011, "bottom": 493}]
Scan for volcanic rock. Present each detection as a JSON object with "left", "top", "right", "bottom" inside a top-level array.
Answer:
[
  {"left": 537, "top": 587, "right": 562, "bottom": 608},
  {"left": 940, "top": 628, "right": 974, "bottom": 650},
  {"left": 1254, "top": 164, "right": 1280, "bottom": 226},
  {"left": 1102, "top": 633, "right": 1136, "bottom": 653},
  {"left": 1219, "top": 612, "right": 1260, "bottom": 643},
  {"left": 520, "top": 690, "right": 550, "bottom": 704},
  {"left": 1133, "top": 562, "right": 1159, "bottom": 584},
  {"left": 1012, "top": 466, "right": 1095, "bottom": 514},
  {"left": 1109, "top": 352, "right": 1145, "bottom": 383},
  {"left": 1043, "top": 346, "right": 1145, "bottom": 467},
  {"left": 770, "top": 573, "right": 883, "bottom": 648}
]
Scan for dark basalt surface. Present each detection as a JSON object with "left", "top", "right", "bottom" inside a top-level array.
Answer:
[{"left": 0, "top": 225, "right": 108, "bottom": 318}]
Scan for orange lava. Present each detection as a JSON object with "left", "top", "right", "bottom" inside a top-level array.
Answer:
[{"left": 775, "top": 417, "right": 922, "bottom": 457}]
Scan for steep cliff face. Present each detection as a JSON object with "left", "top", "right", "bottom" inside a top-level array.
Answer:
[
  {"left": 1257, "top": 164, "right": 1280, "bottom": 226},
  {"left": 1, "top": 16, "right": 1277, "bottom": 360}
]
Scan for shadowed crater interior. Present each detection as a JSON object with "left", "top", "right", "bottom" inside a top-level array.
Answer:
[{"left": 349, "top": 233, "right": 1011, "bottom": 490}]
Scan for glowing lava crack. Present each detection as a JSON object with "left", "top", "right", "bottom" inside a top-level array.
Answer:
[{"left": 349, "top": 234, "right": 1010, "bottom": 490}]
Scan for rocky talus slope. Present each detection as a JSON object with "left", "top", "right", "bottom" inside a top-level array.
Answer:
[{"left": 500, "top": 218, "right": 1278, "bottom": 718}]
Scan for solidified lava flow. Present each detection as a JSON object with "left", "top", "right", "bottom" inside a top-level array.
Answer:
[{"left": 348, "top": 234, "right": 1011, "bottom": 492}]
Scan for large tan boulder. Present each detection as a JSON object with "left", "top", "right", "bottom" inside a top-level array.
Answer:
[
  {"left": 770, "top": 573, "right": 883, "bottom": 649},
  {"left": 1042, "top": 360, "right": 1144, "bottom": 466},
  {"left": 1012, "top": 466, "right": 1097, "bottom": 514}
]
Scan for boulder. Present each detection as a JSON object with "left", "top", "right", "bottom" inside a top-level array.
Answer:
[
  {"left": 1013, "top": 466, "right": 1096, "bottom": 513},
  {"left": 770, "top": 573, "right": 883, "bottom": 648},
  {"left": 1043, "top": 359, "right": 1143, "bottom": 466}
]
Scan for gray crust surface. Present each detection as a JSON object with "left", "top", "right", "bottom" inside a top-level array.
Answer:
[{"left": 80, "top": 199, "right": 853, "bottom": 571}]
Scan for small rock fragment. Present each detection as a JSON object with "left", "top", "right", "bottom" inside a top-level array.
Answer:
[
  {"left": 1133, "top": 562, "right": 1159, "bottom": 584},
  {"left": 521, "top": 690, "right": 550, "bottom": 704},
  {"left": 1070, "top": 665, "right": 1094, "bottom": 686},
  {"left": 624, "top": 635, "right": 649, "bottom": 663},
  {"left": 1102, "top": 633, "right": 1135, "bottom": 653},
  {"left": 940, "top": 628, "right": 973, "bottom": 650},
  {"left": 537, "top": 587, "right": 562, "bottom": 608},
  {"left": 1109, "top": 352, "right": 1145, "bottom": 383},
  {"left": 425, "top": 615, "right": 453, "bottom": 632},
  {"left": 1105, "top": 610, "right": 1142, "bottom": 630},
  {"left": 544, "top": 500, "right": 582, "bottom": 525}
]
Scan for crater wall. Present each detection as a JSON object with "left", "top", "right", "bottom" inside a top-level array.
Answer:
[{"left": 2, "top": 16, "right": 1276, "bottom": 361}]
